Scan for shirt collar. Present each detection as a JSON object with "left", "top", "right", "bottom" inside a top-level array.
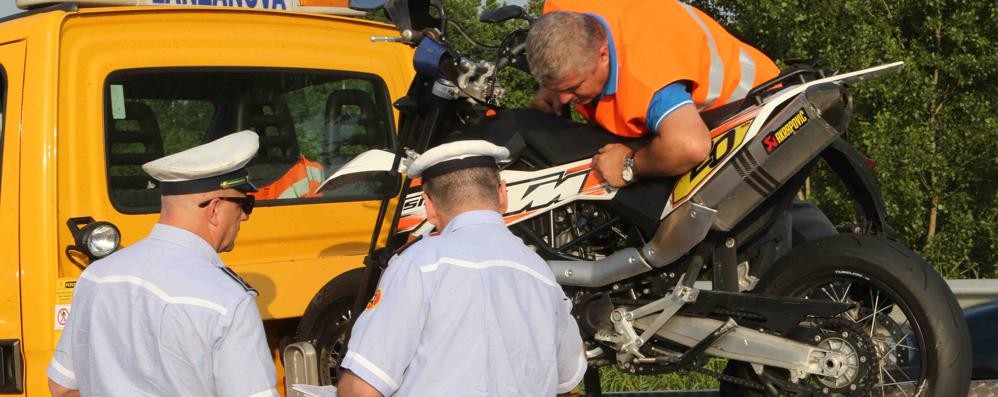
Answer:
[
  {"left": 148, "top": 223, "right": 223, "bottom": 267},
  {"left": 588, "top": 13, "right": 619, "bottom": 97},
  {"left": 441, "top": 210, "right": 506, "bottom": 234}
]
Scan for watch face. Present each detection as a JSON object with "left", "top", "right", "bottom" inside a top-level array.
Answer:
[{"left": 622, "top": 166, "right": 634, "bottom": 182}]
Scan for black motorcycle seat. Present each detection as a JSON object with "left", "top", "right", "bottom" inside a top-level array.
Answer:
[{"left": 495, "top": 109, "right": 642, "bottom": 164}]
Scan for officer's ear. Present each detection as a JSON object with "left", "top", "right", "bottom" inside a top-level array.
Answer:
[
  {"left": 423, "top": 192, "right": 441, "bottom": 229},
  {"left": 204, "top": 197, "right": 224, "bottom": 227},
  {"left": 497, "top": 180, "right": 508, "bottom": 214}
]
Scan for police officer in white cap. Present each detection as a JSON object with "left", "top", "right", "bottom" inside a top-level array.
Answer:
[
  {"left": 338, "top": 140, "right": 587, "bottom": 397},
  {"left": 48, "top": 130, "right": 280, "bottom": 397}
]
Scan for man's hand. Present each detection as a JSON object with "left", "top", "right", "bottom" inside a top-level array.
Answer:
[
  {"left": 530, "top": 87, "right": 565, "bottom": 116},
  {"left": 592, "top": 143, "right": 632, "bottom": 188}
]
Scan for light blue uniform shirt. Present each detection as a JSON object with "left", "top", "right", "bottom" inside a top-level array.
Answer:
[
  {"left": 342, "top": 210, "right": 587, "bottom": 396},
  {"left": 47, "top": 224, "right": 278, "bottom": 397}
]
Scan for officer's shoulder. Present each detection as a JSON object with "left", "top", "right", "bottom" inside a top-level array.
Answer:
[
  {"left": 218, "top": 266, "right": 258, "bottom": 296},
  {"left": 393, "top": 235, "right": 425, "bottom": 256},
  {"left": 390, "top": 233, "right": 452, "bottom": 272},
  {"left": 393, "top": 231, "right": 443, "bottom": 256},
  {"left": 161, "top": 260, "right": 257, "bottom": 304},
  {"left": 186, "top": 264, "right": 257, "bottom": 300}
]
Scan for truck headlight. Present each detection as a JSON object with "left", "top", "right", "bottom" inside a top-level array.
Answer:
[
  {"left": 81, "top": 222, "right": 121, "bottom": 258},
  {"left": 66, "top": 217, "right": 122, "bottom": 264}
]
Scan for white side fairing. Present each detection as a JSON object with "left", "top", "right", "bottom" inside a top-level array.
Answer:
[{"left": 399, "top": 159, "right": 617, "bottom": 234}]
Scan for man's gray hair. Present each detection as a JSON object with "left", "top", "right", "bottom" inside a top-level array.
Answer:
[
  {"left": 526, "top": 11, "right": 607, "bottom": 86},
  {"left": 423, "top": 167, "right": 501, "bottom": 212}
]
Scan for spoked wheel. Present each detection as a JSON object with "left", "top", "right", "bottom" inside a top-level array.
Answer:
[
  {"left": 805, "top": 280, "right": 918, "bottom": 394},
  {"left": 293, "top": 268, "right": 362, "bottom": 385},
  {"left": 721, "top": 234, "right": 970, "bottom": 396}
]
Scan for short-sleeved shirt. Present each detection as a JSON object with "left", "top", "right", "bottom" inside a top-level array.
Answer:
[
  {"left": 47, "top": 224, "right": 278, "bottom": 397},
  {"left": 342, "top": 210, "right": 587, "bottom": 396},
  {"left": 544, "top": 0, "right": 780, "bottom": 137}
]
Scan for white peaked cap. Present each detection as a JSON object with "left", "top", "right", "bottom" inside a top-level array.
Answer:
[
  {"left": 407, "top": 140, "right": 510, "bottom": 179},
  {"left": 142, "top": 130, "right": 260, "bottom": 195}
]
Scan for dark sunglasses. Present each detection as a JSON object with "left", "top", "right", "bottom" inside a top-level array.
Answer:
[{"left": 198, "top": 195, "right": 255, "bottom": 215}]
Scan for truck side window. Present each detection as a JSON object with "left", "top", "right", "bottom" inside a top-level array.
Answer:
[{"left": 104, "top": 69, "right": 395, "bottom": 214}]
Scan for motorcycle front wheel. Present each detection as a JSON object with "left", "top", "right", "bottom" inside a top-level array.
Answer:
[
  {"left": 721, "top": 234, "right": 971, "bottom": 396},
  {"left": 292, "top": 268, "right": 362, "bottom": 386}
]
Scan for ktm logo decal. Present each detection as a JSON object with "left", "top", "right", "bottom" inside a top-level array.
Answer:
[
  {"left": 762, "top": 109, "right": 808, "bottom": 154},
  {"left": 672, "top": 121, "right": 752, "bottom": 203},
  {"left": 504, "top": 168, "right": 591, "bottom": 216}
]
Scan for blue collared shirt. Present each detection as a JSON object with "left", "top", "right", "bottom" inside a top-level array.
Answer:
[
  {"left": 47, "top": 224, "right": 278, "bottom": 397},
  {"left": 342, "top": 210, "right": 587, "bottom": 396}
]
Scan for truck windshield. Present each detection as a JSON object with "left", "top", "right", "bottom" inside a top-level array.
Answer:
[{"left": 104, "top": 68, "right": 395, "bottom": 213}]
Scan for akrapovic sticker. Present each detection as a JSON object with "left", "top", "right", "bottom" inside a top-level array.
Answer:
[{"left": 762, "top": 108, "right": 808, "bottom": 154}]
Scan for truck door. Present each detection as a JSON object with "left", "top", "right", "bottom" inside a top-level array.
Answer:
[{"left": 0, "top": 41, "right": 25, "bottom": 394}]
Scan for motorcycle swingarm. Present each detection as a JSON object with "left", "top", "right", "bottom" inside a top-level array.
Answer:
[
  {"left": 678, "top": 290, "right": 852, "bottom": 335},
  {"left": 633, "top": 313, "right": 849, "bottom": 383}
]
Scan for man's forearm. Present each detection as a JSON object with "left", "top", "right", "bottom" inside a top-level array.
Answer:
[
  {"left": 337, "top": 369, "right": 384, "bottom": 397},
  {"left": 633, "top": 134, "right": 708, "bottom": 177},
  {"left": 49, "top": 378, "right": 80, "bottom": 397},
  {"left": 635, "top": 105, "right": 711, "bottom": 177}
]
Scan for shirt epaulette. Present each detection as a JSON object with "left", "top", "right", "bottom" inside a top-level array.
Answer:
[
  {"left": 394, "top": 235, "right": 426, "bottom": 255},
  {"left": 220, "top": 266, "right": 258, "bottom": 296}
]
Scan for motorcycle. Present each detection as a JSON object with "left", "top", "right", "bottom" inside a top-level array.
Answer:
[{"left": 295, "top": 0, "right": 972, "bottom": 395}]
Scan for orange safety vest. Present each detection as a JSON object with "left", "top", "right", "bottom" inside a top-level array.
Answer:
[
  {"left": 253, "top": 154, "right": 325, "bottom": 200},
  {"left": 543, "top": 0, "right": 780, "bottom": 137}
]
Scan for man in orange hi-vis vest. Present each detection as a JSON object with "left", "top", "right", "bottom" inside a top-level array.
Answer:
[
  {"left": 253, "top": 154, "right": 325, "bottom": 200},
  {"left": 526, "top": 0, "right": 780, "bottom": 188}
]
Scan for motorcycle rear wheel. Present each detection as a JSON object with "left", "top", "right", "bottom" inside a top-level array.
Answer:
[{"left": 720, "top": 234, "right": 970, "bottom": 396}]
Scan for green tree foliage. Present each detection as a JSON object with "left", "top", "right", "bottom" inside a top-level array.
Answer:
[{"left": 687, "top": 0, "right": 998, "bottom": 278}]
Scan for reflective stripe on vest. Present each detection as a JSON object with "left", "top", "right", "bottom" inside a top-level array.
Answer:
[
  {"left": 277, "top": 164, "right": 324, "bottom": 199},
  {"left": 731, "top": 48, "right": 757, "bottom": 102},
  {"left": 253, "top": 155, "right": 325, "bottom": 200},
  {"left": 680, "top": 3, "right": 724, "bottom": 109}
]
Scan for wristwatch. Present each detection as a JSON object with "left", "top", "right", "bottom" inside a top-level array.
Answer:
[{"left": 621, "top": 150, "right": 637, "bottom": 184}]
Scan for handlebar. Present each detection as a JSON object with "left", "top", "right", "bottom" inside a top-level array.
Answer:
[{"left": 365, "top": 1, "right": 535, "bottom": 105}]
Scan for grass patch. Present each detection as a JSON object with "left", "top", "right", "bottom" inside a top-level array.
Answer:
[{"left": 589, "top": 359, "right": 725, "bottom": 392}]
